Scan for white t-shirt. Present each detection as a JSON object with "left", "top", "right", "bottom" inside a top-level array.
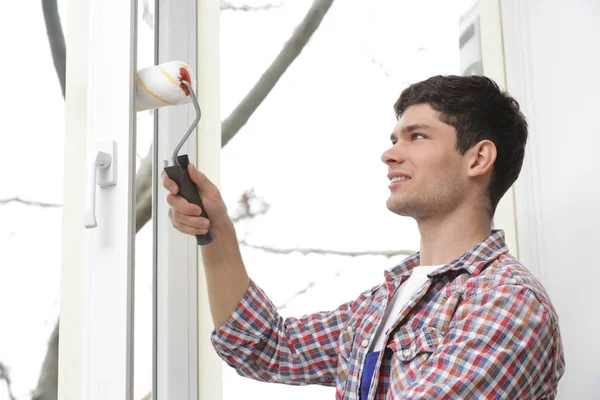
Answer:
[{"left": 371, "top": 265, "right": 442, "bottom": 352}]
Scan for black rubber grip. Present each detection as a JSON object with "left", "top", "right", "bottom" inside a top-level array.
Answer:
[{"left": 164, "top": 155, "right": 214, "bottom": 245}]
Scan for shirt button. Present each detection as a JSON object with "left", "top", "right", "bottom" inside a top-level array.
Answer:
[
  {"left": 361, "top": 339, "right": 369, "bottom": 348},
  {"left": 402, "top": 349, "right": 412, "bottom": 358}
]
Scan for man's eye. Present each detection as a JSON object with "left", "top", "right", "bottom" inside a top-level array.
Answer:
[{"left": 411, "top": 133, "right": 425, "bottom": 140}]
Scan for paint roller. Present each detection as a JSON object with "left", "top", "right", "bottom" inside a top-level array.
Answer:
[{"left": 137, "top": 61, "right": 214, "bottom": 245}]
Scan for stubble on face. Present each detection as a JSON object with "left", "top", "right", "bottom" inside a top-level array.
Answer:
[{"left": 386, "top": 166, "right": 464, "bottom": 221}]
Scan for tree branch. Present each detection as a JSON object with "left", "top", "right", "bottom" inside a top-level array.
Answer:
[
  {"left": 135, "top": 144, "right": 154, "bottom": 232},
  {"left": 221, "top": 0, "right": 335, "bottom": 146},
  {"left": 220, "top": 1, "right": 283, "bottom": 12},
  {"left": 0, "top": 362, "right": 17, "bottom": 400},
  {"left": 140, "top": 392, "right": 152, "bottom": 400},
  {"left": 230, "top": 189, "right": 269, "bottom": 223},
  {"left": 275, "top": 280, "right": 317, "bottom": 310},
  {"left": 0, "top": 197, "right": 62, "bottom": 208},
  {"left": 270, "top": 241, "right": 416, "bottom": 310},
  {"left": 42, "top": 0, "right": 66, "bottom": 98},
  {"left": 141, "top": 0, "right": 154, "bottom": 29},
  {"left": 239, "top": 239, "right": 415, "bottom": 258},
  {"left": 31, "top": 324, "right": 59, "bottom": 400}
]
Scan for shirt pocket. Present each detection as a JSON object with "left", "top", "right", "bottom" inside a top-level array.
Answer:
[{"left": 387, "top": 326, "right": 445, "bottom": 391}]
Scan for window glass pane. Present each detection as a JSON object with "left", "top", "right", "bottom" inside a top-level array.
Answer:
[
  {"left": 220, "top": 1, "right": 475, "bottom": 398},
  {"left": 0, "top": 1, "right": 67, "bottom": 398}
]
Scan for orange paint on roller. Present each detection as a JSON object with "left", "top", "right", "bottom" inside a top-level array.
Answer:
[{"left": 179, "top": 67, "right": 191, "bottom": 96}]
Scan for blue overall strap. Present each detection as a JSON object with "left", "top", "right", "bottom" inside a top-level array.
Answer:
[{"left": 360, "top": 351, "right": 380, "bottom": 400}]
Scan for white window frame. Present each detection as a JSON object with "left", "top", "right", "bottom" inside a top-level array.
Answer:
[
  {"left": 193, "top": 1, "right": 223, "bottom": 399},
  {"left": 154, "top": 0, "right": 221, "bottom": 398},
  {"left": 58, "top": 0, "right": 91, "bottom": 396},
  {"left": 154, "top": 1, "right": 200, "bottom": 398},
  {"left": 60, "top": 0, "right": 138, "bottom": 398},
  {"left": 59, "top": 0, "right": 221, "bottom": 398},
  {"left": 154, "top": 0, "right": 222, "bottom": 398}
]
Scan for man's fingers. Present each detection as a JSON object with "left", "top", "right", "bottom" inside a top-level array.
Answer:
[
  {"left": 168, "top": 209, "right": 210, "bottom": 235},
  {"left": 171, "top": 208, "right": 210, "bottom": 230},
  {"left": 165, "top": 165, "right": 225, "bottom": 235},
  {"left": 166, "top": 193, "right": 203, "bottom": 216},
  {"left": 161, "top": 171, "right": 179, "bottom": 194}
]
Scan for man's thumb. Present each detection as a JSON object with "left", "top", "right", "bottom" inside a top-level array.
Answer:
[{"left": 188, "top": 164, "right": 217, "bottom": 194}]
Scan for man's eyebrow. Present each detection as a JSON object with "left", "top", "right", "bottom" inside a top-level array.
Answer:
[
  {"left": 401, "top": 123, "right": 432, "bottom": 133},
  {"left": 390, "top": 124, "right": 433, "bottom": 141}
]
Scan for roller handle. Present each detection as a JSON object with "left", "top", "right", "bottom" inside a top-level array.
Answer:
[{"left": 164, "top": 155, "right": 214, "bottom": 245}]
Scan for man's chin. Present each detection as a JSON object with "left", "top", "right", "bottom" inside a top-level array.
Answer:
[{"left": 386, "top": 200, "right": 413, "bottom": 217}]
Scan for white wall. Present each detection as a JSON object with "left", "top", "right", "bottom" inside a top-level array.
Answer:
[{"left": 501, "top": 1, "right": 600, "bottom": 398}]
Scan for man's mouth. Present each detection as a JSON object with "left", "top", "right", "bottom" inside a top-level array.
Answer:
[{"left": 390, "top": 176, "right": 411, "bottom": 183}]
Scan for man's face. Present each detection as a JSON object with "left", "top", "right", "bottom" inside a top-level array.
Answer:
[{"left": 381, "top": 103, "right": 468, "bottom": 220}]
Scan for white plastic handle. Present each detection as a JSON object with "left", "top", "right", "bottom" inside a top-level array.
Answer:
[{"left": 84, "top": 141, "right": 117, "bottom": 228}]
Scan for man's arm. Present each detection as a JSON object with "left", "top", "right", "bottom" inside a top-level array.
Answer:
[
  {"left": 396, "top": 284, "right": 564, "bottom": 399},
  {"left": 211, "top": 279, "right": 354, "bottom": 386},
  {"left": 162, "top": 165, "right": 354, "bottom": 385},
  {"left": 163, "top": 163, "right": 250, "bottom": 329}
]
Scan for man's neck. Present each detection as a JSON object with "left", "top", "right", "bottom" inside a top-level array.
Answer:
[{"left": 416, "top": 205, "right": 492, "bottom": 266}]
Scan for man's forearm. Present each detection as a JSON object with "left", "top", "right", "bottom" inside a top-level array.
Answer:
[{"left": 201, "top": 217, "right": 251, "bottom": 330}]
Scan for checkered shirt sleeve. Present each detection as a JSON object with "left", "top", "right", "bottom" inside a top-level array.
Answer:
[{"left": 211, "top": 279, "right": 356, "bottom": 386}]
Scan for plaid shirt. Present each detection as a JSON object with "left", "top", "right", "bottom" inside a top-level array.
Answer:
[{"left": 211, "top": 230, "right": 565, "bottom": 399}]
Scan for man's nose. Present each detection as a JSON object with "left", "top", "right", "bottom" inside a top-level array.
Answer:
[{"left": 381, "top": 142, "right": 406, "bottom": 165}]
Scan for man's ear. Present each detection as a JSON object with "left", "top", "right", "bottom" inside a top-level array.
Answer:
[{"left": 466, "top": 140, "right": 496, "bottom": 178}]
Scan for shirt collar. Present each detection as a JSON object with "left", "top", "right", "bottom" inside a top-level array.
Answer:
[{"left": 385, "top": 229, "right": 509, "bottom": 282}]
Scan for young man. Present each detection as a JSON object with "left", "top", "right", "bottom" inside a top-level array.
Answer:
[{"left": 162, "top": 75, "right": 565, "bottom": 399}]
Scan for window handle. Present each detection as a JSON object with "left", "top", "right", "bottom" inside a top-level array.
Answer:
[{"left": 84, "top": 141, "right": 117, "bottom": 229}]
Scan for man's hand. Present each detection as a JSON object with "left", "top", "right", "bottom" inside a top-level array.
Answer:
[
  {"left": 161, "top": 164, "right": 229, "bottom": 236},
  {"left": 163, "top": 163, "right": 250, "bottom": 329}
]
